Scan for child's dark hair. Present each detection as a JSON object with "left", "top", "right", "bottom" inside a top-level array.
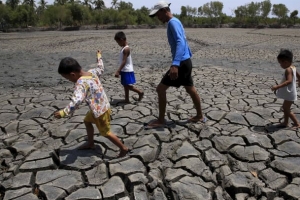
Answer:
[
  {"left": 58, "top": 57, "right": 82, "bottom": 74},
  {"left": 277, "top": 49, "right": 293, "bottom": 62},
  {"left": 114, "top": 31, "right": 126, "bottom": 40}
]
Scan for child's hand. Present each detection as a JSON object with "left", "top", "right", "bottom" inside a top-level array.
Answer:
[
  {"left": 271, "top": 85, "right": 278, "bottom": 91},
  {"left": 115, "top": 71, "right": 120, "bottom": 78},
  {"left": 54, "top": 111, "right": 62, "bottom": 119}
]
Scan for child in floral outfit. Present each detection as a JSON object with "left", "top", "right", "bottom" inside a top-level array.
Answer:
[{"left": 54, "top": 52, "right": 128, "bottom": 157}]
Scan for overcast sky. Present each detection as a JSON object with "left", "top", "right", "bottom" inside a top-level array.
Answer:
[{"left": 102, "top": 0, "right": 299, "bottom": 16}]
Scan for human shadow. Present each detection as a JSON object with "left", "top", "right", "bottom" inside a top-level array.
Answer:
[
  {"left": 59, "top": 143, "right": 103, "bottom": 166},
  {"left": 110, "top": 99, "right": 131, "bottom": 107},
  {"left": 264, "top": 123, "right": 290, "bottom": 133},
  {"left": 143, "top": 119, "right": 176, "bottom": 130}
]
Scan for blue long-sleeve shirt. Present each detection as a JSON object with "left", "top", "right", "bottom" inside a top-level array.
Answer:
[{"left": 167, "top": 17, "right": 192, "bottom": 66}]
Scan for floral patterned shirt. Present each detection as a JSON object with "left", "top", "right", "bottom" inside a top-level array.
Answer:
[{"left": 60, "top": 58, "right": 110, "bottom": 118}]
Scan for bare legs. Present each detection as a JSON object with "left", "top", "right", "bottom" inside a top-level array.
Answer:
[
  {"left": 79, "top": 121, "right": 128, "bottom": 157},
  {"left": 280, "top": 100, "right": 300, "bottom": 129},
  {"left": 105, "top": 133, "right": 128, "bottom": 157},
  {"left": 184, "top": 86, "right": 204, "bottom": 122},
  {"left": 147, "top": 83, "right": 204, "bottom": 128},
  {"left": 124, "top": 85, "right": 144, "bottom": 103},
  {"left": 78, "top": 121, "right": 95, "bottom": 149}
]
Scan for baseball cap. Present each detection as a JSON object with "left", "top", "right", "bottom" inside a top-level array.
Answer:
[{"left": 149, "top": 1, "right": 171, "bottom": 17}]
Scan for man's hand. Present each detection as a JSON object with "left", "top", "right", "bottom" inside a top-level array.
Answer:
[{"left": 169, "top": 66, "right": 178, "bottom": 80}]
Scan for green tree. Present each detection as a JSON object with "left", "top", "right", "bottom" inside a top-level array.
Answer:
[
  {"left": 6, "top": 0, "right": 20, "bottom": 9},
  {"left": 54, "top": 0, "right": 67, "bottom": 5},
  {"left": 82, "top": 0, "right": 91, "bottom": 9},
  {"left": 43, "top": 4, "right": 70, "bottom": 28},
  {"left": 202, "top": 1, "right": 224, "bottom": 25},
  {"left": 179, "top": 6, "right": 187, "bottom": 19},
  {"left": 247, "top": 2, "right": 260, "bottom": 24},
  {"left": 272, "top": 3, "right": 289, "bottom": 24},
  {"left": 290, "top": 10, "right": 298, "bottom": 25},
  {"left": 93, "top": 0, "right": 105, "bottom": 10},
  {"left": 186, "top": 5, "right": 196, "bottom": 16},
  {"left": 197, "top": 6, "right": 202, "bottom": 16},
  {"left": 12, "top": 4, "right": 29, "bottom": 27},
  {"left": 234, "top": 5, "right": 247, "bottom": 24},
  {"left": 104, "top": 8, "right": 118, "bottom": 24},
  {"left": 22, "top": 0, "right": 35, "bottom": 25},
  {"left": 118, "top": 1, "right": 133, "bottom": 12},
  {"left": 69, "top": 3, "right": 84, "bottom": 25},
  {"left": 117, "top": 9, "right": 135, "bottom": 25},
  {"left": 260, "top": 0, "right": 271, "bottom": 25},
  {"left": 37, "top": 0, "right": 47, "bottom": 11},
  {"left": 110, "top": 0, "right": 118, "bottom": 9},
  {"left": 93, "top": 10, "right": 102, "bottom": 27},
  {"left": 135, "top": 6, "right": 151, "bottom": 25},
  {"left": 0, "top": 4, "right": 11, "bottom": 29}
]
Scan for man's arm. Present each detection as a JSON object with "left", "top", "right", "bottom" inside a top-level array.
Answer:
[{"left": 169, "top": 20, "right": 186, "bottom": 67}]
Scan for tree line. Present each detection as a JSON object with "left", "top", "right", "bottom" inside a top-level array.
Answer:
[{"left": 0, "top": 0, "right": 299, "bottom": 30}]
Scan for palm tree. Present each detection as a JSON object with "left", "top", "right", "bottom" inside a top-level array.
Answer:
[
  {"left": 6, "top": 0, "right": 20, "bottom": 9},
  {"left": 23, "top": 0, "right": 35, "bottom": 8},
  {"left": 82, "top": 0, "right": 91, "bottom": 9},
  {"left": 111, "top": 0, "right": 118, "bottom": 9},
  {"left": 54, "top": 0, "right": 67, "bottom": 5},
  {"left": 93, "top": 0, "right": 105, "bottom": 10},
  {"left": 38, "top": 0, "right": 47, "bottom": 10},
  {"left": 36, "top": 0, "right": 47, "bottom": 16}
]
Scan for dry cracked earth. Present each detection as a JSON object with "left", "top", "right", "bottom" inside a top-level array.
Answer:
[{"left": 0, "top": 29, "right": 300, "bottom": 200}]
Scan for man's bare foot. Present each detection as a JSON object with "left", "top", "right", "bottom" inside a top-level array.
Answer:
[
  {"left": 138, "top": 92, "right": 144, "bottom": 101},
  {"left": 144, "top": 120, "right": 165, "bottom": 129},
  {"left": 188, "top": 116, "right": 207, "bottom": 123},
  {"left": 118, "top": 148, "right": 129, "bottom": 157},
  {"left": 291, "top": 124, "right": 300, "bottom": 130},
  {"left": 78, "top": 142, "right": 95, "bottom": 150}
]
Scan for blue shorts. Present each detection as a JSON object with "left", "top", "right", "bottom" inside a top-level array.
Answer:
[{"left": 120, "top": 71, "right": 136, "bottom": 86}]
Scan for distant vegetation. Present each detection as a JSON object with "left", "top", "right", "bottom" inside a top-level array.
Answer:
[{"left": 0, "top": 0, "right": 299, "bottom": 30}]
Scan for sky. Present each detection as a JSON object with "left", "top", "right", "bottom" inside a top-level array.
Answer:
[
  {"left": 45, "top": 0, "right": 299, "bottom": 17},
  {"left": 103, "top": 0, "right": 299, "bottom": 16}
]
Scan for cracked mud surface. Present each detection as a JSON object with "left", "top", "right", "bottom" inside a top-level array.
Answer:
[{"left": 1, "top": 28, "right": 300, "bottom": 200}]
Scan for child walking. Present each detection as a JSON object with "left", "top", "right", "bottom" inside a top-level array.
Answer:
[
  {"left": 54, "top": 53, "right": 129, "bottom": 157},
  {"left": 271, "top": 49, "right": 300, "bottom": 129},
  {"left": 114, "top": 31, "right": 144, "bottom": 103}
]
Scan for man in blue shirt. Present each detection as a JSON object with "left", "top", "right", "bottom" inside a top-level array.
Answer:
[{"left": 146, "top": 1, "right": 206, "bottom": 128}]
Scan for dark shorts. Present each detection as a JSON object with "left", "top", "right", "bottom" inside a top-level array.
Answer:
[{"left": 161, "top": 58, "right": 194, "bottom": 88}]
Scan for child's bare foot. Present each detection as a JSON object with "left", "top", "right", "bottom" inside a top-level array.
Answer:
[
  {"left": 78, "top": 142, "right": 95, "bottom": 150},
  {"left": 118, "top": 148, "right": 129, "bottom": 157},
  {"left": 138, "top": 92, "right": 144, "bottom": 101}
]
